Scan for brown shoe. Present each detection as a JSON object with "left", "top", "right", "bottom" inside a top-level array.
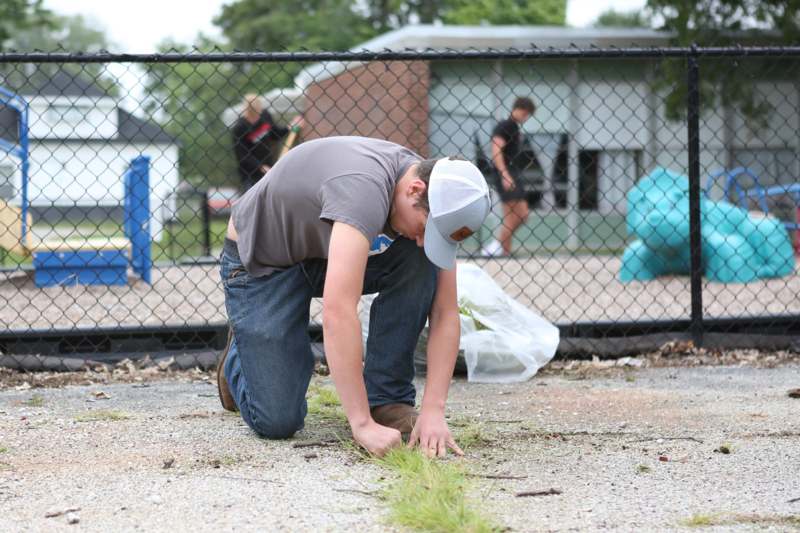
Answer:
[
  {"left": 217, "top": 326, "right": 238, "bottom": 412},
  {"left": 370, "top": 403, "right": 418, "bottom": 436}
]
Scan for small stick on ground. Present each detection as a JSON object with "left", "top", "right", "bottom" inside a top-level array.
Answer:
[
  {"left": 292, "top": 440, "right": 336, "bottom": 449},
  {"left": 788, "top": 496, "right": 800, "bottom": 504},
  {"left": 627, "top": 436, "right": 704, "bottom": 444},
  {"left": 332, "top": 488, "right": 379, "bottom": 498},
  {"left": 45, "top": 507, "right": 81, "bottom": 518},
  {"left": 516, "top": 488, "right": 562, "bottom": 497},
  {"left": 471, "top": 473, "right": 528, "bottom": 480}
]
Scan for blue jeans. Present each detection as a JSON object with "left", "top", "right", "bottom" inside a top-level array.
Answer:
[{"left": 220, "top": 238, "right": 437, "bottom": 439}]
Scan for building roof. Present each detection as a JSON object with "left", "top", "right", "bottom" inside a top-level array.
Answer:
[
  {"left": 295, "top": 24, "right": 672, "bottom": 88},
  {"left": 2, "top": 69, "right": 177, "bottom": 145},
  {"left": 16, "top": 68, "right": 112, "bottom": 98},
  {"left": 117, "top": 109, "right": 177, "bottom": 144}
]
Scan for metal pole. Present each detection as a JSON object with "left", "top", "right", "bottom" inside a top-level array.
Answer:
[
  {"left": 687, "top": 46, "right": 704, "bottom": 347},
  {"left": 202, "top": 190, "right": 211, "bottom": 257}
]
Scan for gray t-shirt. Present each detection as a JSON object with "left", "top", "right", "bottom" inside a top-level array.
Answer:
[{"left": 232, "top": 136, "right": 420, "bottom": 276}]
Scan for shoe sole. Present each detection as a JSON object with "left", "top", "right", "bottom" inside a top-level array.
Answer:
[{"left": 217, "top": 326, "right": 237, "bottom": 412}]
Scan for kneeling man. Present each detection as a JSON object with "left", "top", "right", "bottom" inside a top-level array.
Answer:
[{"left": 218, "top": 136, "right": 490, "bottom": 457}]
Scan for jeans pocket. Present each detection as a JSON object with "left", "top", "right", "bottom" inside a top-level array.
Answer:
[{"left": 224, "top": 266, "right": 249, "bottom": 288}]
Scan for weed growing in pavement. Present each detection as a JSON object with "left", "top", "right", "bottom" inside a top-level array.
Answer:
[
  {"left": 682, "top": 514, "right": 718, "bottom": 527},
  {"left": 0, "top": 447, "right": 7, "bottom": 453},
  {"left": 682, "top": 513, "right": 800, "bottom": 528},
  {"left": 74, "top": 410, "right": 131, "bottom": 422},
  {"left": 23, "top": 394, "right": 44, "bottom": 407},
  {"left": 307, "top": 384, "right": 345, "bottom": 421},
  {"left": 375, "top": 447, "right": 499, "bottom": 533},
  {"left": 636, "top": 464, "right": 651, "bottom": 474},
  {"left": 454, "top": 422, "right": 493, "bottom": 452}
]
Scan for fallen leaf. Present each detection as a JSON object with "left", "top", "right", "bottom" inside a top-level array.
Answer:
[
  {"left": 658, "top": 456, "right": 669, "bottom": 462},
  {"left": 788, "top": 388, "right": 800, "bottom": 399},
  {"left": 92, "top": 391, "right": 111, "bottom": 400}
]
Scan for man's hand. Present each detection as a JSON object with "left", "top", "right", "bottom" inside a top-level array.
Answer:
[
  {"left": 260, "top": 164, "right": 271, "bottom": 175},
  {"left": 407, "top": 409, "right": 464, "bottom": 458},
  {"left": 352, "top": 420, "right": 402, "bottom": 457},
  {"left": 502, "top": 174, "right": 516, "bottom": 191}
]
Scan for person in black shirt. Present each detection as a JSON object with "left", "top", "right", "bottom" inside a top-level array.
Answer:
[
  {"left": 232, "top": 94, "right": 300, "bottom": 191},
  {"left": 487, "top": 96, "right": 536, "bottom": 256}
]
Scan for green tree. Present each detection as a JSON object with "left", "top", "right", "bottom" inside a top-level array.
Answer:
[
  {"left": 647, "top": 0, "right": 800, "bottom": 121},
  {"left": 0, "top": 0, "right": 51, "bottom": 51},
  {"left": 2, "top": 11, "right": 117, "bottom": 96},
  {"left": 593, "top": 8, "right": 651, "bottom": 27},
  {"left": 442, "top": 0, "right": 567, "bottom": 25},
  {"left": 214, "top": 0, "right": 375, "bottom": 52},
  {"left": 9, "top": 13, "right": 110, "bottom": 52},
  {"left": 142, "top": 38, "right": 246, "bottom": 186}
]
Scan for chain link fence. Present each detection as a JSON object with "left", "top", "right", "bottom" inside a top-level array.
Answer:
[{"left": 1, "top": 47, "right": 799, "bottom": 369}]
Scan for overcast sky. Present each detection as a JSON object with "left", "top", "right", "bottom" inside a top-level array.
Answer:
[{"left": 45, "top": 0, "right": 648, "bottom": 53}]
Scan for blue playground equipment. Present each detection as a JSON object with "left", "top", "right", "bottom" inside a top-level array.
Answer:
[
  {"left": 705, "top": 167, "right": 800, "bottom": 254},
  {"left": 620, "top": 167, "right": 795, "bottom": 283},
  {"left": 0, "top": 86, "right": 151, "bottom": 287}
]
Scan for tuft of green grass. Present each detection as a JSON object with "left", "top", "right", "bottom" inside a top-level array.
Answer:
[
  {"left": 306, "top": 384, "right": 346, "bottom": 421},
  {"left": 376, "top": 447, "right": 499, "bottom": 533},
  {"left": 75, "top": 410, "right": 131, "bottom": 422},
  {"left": 636, "top": 464, "right": 651, "bottom": 474},
  {"left": 453, "top": 422, "right": 493, "bottom": 452},
  {"left": 23, "top": 394, "right": 44, "bottom": 407},
  {"left": 715, "top": 443, "right": 732, "bottom": 454},
  {"left": 681, "top": 513, "right": 800, "bottom": 528},
  {"left": 682, "top": 513, "right": 719, "bottom": 527},
  {"left": 0, "top": 447, "right": 8, "bottom": 454}
]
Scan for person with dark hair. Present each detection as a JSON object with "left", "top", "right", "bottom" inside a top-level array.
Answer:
[
  {"left": 484, "top": 96, "right": 537, "bottom": 256},
  {"left": 217, "top": 136, "right": 491, "bottom": 458},
  {"left": 232, "top": 93, "right": 301, "bottom": 191}
]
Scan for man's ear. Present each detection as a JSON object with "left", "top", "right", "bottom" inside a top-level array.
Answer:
[{"left": 407, "top": 178, "right": 427, "bottom": 199}]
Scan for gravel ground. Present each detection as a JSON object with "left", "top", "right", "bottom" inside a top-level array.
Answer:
[
  {"left": 2, "top": 257, "right": 799, "bottom": 330},
  {"left": 1, "top": 362, "right": 799, "bottom": 532}
]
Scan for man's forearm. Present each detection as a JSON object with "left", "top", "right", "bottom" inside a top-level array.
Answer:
[
  {"left": 322, "top": 310, "right": 371, "bottom": 428},
  {"left": 421, "top": 313, "right": 460, "bottom": 412}
]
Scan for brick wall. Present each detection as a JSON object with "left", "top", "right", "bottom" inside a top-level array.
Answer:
[{"left": 303, "top": 61, "right": 430, "bottom": 157}]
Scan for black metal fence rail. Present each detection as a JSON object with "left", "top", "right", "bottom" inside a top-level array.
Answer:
[{"left": 1, "top": 45, "right": 799, "bottom": 367}]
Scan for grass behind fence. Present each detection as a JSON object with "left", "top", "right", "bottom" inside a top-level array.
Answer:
[{"left": 0, "top": 215, "right": 228, "bottom": 267}]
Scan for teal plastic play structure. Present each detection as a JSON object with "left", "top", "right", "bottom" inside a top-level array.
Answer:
[{"left": 620, "top": 167, "right": 795, "bottom": 283}]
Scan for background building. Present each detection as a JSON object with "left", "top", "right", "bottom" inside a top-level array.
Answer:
[{"left": 0, "top": 70, "right": 180, "bottom": 240}]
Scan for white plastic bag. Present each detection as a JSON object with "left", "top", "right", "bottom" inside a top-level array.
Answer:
[
  {"left": 358, "top": 263, "right": 559, "bottom": 383},
  {"left": 456, "top": 263, "right": 559, "bottom": 383}
]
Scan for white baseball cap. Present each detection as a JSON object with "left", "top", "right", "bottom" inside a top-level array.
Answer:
[{"left": 423, "top": 158, "right": 491, "bottom": 270}]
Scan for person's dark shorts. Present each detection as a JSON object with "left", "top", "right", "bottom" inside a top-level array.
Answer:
[{"left": 493, "top": 177, "right": 528, "bottom": 203}]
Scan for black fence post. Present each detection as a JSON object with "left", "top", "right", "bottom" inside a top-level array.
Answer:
[
  {"left": 201, "top": 189, "right": 212, "bottom": 258},
  {"left": 687, "top": 45, "right": 704, "bottom": 347}
]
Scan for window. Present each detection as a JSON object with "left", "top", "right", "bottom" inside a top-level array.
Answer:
[
  {"left": 558, "top": 148, "right": 641, "bottom": 213},
  {"left": 596, "top": 150, "right": 641, "bottom": 214},
  {"left": 0, "top": 163, "right": 15, "bottom": 199},
  {"left": 47, "top": 104, "right": 90, "bottom": 126}
]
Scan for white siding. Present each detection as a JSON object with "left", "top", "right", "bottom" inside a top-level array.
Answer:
[
  {"left": 576, "top": 81, "right": 648, "bottom": 150},
  {"left": 27, "top": 96, "right": 118, "bottom": 140},
  {"left": 20, "top": 141, "right": 178, "bottom": 240}
]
